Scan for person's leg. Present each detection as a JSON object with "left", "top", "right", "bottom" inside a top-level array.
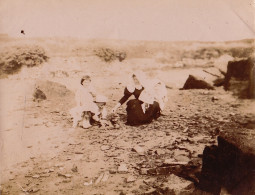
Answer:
[
  {"left": 81, "top": 111, "right": 92, "bottom": 128},
  {"left": 70, "top": 107, "right": 83, "bottom": 128}
]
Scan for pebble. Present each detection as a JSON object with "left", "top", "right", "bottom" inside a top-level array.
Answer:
[
  {"left": 95, "top": 173, "right": 104, "bottom": 184},
  {"left": 83, "top": 180, "right": 93, "bottom": 186},
  {"left": 28, "top": 187, "right": 40, "bottom": 193},
  {"left": 132, "top": 146, "right": 145, "bottom": 155},
  {"left": 75, "top": 151, "right": 84, "bottom": 154},
  {"left": 174, "top": 155, "right": 190, "bottom": 163},
  {"left": 155, "top": 149, "right": 165, "bottom": 155},
  {"left": 62, "top": 179, "right": 71, "bottom": 183},
  {"left": 163, "top": 159, "right": 188, "bottom": 165},
  {"left": 100, "top": 145, "right": 111, "bottom": 151},
  {"left": 118, "top": 164, "right": 128, "bottom": 173},
  {"left": 71, "top": 165, "right": 78, "bottom": 173},
  {"left": 32, "top": 174, "right": 40, "bottom": 179},
  {"left": 54, "top": 163, "right": 64, "bottom": 167},
  {"left": 40, "top": 173, "right": 50, "bottom": 177},
  {"left": 109, "top": 169, "right": 117, "bottom": 174},
  {"left": 64, "top": 174, "right": 72, "bottom": 178},
  {"left": 183, "top": 127, "right": 189, "bottom": 133},
  {"left": 126, "top": 175, "right": 136, "bottom": 183},
  {"left": 101, "top": 171, "right": 109, "bottom": 182},
  {"left": 139, "top": 168, "right": 148, "bottom": 175}
]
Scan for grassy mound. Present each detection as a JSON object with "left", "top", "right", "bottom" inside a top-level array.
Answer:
[
  {"left": 0, "top": 45, "right": 49, "bottom": 76},
  {"left": 94, "top": 48, "right": 126, "bottom": 62}
]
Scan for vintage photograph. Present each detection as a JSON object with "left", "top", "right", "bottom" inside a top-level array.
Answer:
[{"left": 0, "top": 0, "right": 254, "bottom": 194}]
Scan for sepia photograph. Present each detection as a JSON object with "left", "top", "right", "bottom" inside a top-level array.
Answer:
[{"left": 0, "top": 0, "right": 254, "bottom": 194}]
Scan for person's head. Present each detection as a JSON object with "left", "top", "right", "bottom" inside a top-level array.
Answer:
[
  {"left": 81, "top": 75, "right": 91, "bottom": 87},
  {"left": 131, "top": 71, "right": 147, "bottom": 86},
  {"left": 132, "top": 74, "right": 141, "bottom": 86},
  {"left": 95, "top": 95, "right": 108, "bottom": 109}
]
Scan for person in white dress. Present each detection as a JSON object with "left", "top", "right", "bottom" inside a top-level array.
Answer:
[{"left": 70, "top": 75, "right": 100, "bottom": 129}]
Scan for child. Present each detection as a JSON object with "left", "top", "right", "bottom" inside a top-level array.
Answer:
[
  {"left": 70, "top": 75, "right": 99, "bottom": 129},
  {"left": 92, "top": 95, "right": 109, "bottom": 128}
]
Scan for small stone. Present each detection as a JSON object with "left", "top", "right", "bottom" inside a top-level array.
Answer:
[
  {"left": 100, "top": 145, "right": 111, "bottom": 151},
  {"left": 40, "top": 173, "right": 50, "bottom": 177},
  {"left": 212, "top": 96, "right": 219, "bottom": 101},
  {"left": 54, "top": 163, "right": 64, "bottom": 167},
  {"left": 49, "top": 168, "right": 54, "bottom": 172},
  {"left": 83, "top": 180, "right": 93, "bottom": 186},
  {"left": 74, "top": 151, "right": 83, "bottom": 154},
  {"left": 155, "top": 159, "right": 161, "bottom": 163},
  {"left": 155, "top": 149, "right": 165, "bottom": 155},
  {"left": 71, "top": 165, "right": 78, "bottom": 172},
  {"left": 27, "top": 145, "right": 32, "bottom": 148},
  {"left": 131, "top": 146, "right": 145, "bottom": 155},
  {"left": 109, "top": 169, "right": 117, "bottom": 174},
  {"left": 174, "top": 155, "right": 190, "bottom": 162},
  {"left": 101, "top": 171, "right": 109, "bottom": 182},
  {"left": 32, "top": 174, "right": 40, "bottom": 179},
  {"left": 126, "top": 175, "right": 136, "bottom": 183},
  {"left": 95, "top": 173, "right": 104, "bottom": 184},
  {"left": 163, "top": 159, "right": 188, "bottom": 165},
  {"left": 118, "top": 164, "right": 128, "bottom": 173},
  {"left": 29, "top": 187, "right": 40, "bottom": 193},
  {"left": 62, "top": 179, "right": 71, "bottom": 183},
  {"left": 64, "top": 174, "right": 72, "bottom": 178},
  {"left": 183, "top": 127, "right": 189, "bottom": 133},
  {"left": 9, "top": 176, "right": 15, "bottom": 180},
  {"left": 139, "top": 168, "right": 148, "bottom": 175}
]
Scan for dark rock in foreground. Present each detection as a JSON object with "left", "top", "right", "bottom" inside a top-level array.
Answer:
[
  {"left": 181, "top": 75, "right": 214, "bottom": 90},
  {"left": 198, "top": 129, "right": 255, "bottom": 194}
]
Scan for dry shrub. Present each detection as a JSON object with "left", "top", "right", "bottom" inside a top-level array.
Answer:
[
  {"left": 227, "top": 47, "right": 254, "bottom": 58},
  {"left": 94, "top": 48, "right": 126, "bottom": 62},
  {"left": 0, "top": 45, "right": 48, "bottom": 75},
  {"left": 182, "top": 47, "right": 222, "bottom": 60}
]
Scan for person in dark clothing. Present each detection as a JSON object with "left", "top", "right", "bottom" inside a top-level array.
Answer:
[{"left": 111, "top": 71, "right": 161, "bottom": 126}]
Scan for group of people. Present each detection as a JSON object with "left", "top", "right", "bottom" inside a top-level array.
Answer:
[{"left": 70, "top": 71, "right": 168, "bottom": 129}]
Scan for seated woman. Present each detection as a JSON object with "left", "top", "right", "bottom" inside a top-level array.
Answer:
[
  {"left": 70, "top": 75, "right": 102, "bottom": 129},
  {"left": 111, "top": 71, "right": 161, "bottom": 126}
]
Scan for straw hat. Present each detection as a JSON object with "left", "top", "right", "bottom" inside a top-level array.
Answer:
[{"left": 95, "top": 95, "right": 108, "bottom": 103}]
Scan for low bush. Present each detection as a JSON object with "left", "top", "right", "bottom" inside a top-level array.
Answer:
[
  {"left": 0, "top": 46, "right": 49, "bottom": 75},
  {"left": 94, "top": 48, "right": 126, "bottom": 62}
]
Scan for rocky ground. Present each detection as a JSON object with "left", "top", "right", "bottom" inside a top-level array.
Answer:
[
  {"left": 0, "top": 38, "right": 254, "bottom": 195},
  {"left": 1, "top": 83, "right": 254, "bottom": 194}
]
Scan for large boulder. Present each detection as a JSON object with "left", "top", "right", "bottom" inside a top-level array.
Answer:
[
  {"left": 181, "top": 75, "right": 214, "bottom": 90},
  {"left": 198, "top": 129, "right": 255, "bottom": 194},
  {"left": 35, "top": 80, "right": 75, "bottom": 112},
  {"left": 224, "top": 57, "right": 255, "bottom": 99}
]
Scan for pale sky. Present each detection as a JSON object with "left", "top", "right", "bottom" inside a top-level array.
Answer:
[{"left": 0, "top": 0, "right": 254, "bottom": 41}]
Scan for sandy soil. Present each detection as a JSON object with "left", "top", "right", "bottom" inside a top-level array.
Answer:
[{"left": 0, "top": 38, "right": 254, "bottom": 194}]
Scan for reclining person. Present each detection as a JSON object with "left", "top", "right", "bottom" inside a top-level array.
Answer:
[{"left": 111, "top": 71, "right": 161, "bottom": 126}]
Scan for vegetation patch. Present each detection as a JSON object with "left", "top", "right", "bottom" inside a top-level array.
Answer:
[{"left": 0, "top": 45, "right": 48, "bottom": 76}]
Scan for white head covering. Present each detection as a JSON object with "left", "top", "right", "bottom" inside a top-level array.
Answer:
[
  {"left": 126, "top": 70, "right": 148, "bottom": 92},
  {"left": 138, "top": 89, "right": 154, "bottom": 104}
]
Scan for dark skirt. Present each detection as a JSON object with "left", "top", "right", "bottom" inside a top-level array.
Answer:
[{"left": 126, "top": 99, "right": 160, "bottom": 126}]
